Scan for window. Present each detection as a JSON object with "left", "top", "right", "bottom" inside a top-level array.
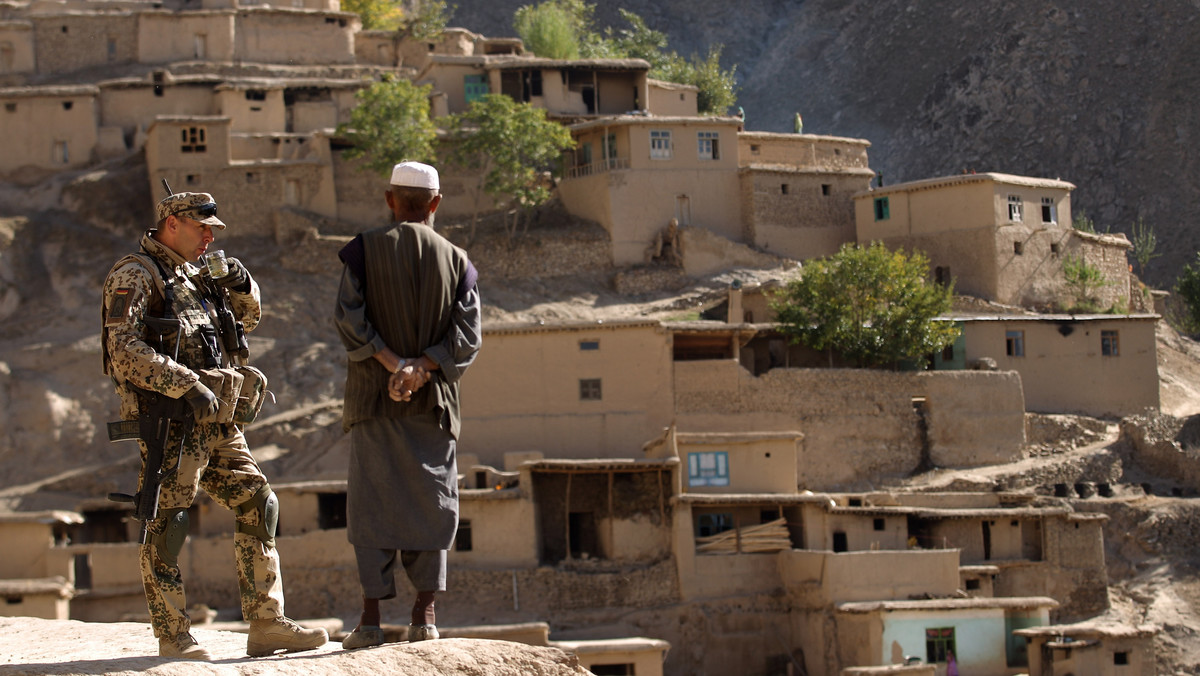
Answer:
[
  {"left": 926, "top": 627, "right": 956, "bottom": 663},
  {"left": 317, "top": 493, "right": 347, "bottom": 530},
  {"left": 180, "top": 126, "right": 206, "bottom": 153},
  {"left": 749, "top": 144, "right": 760, "bottom": 154},
  {"left": 873, "top": 518, "right": 885, "bottom": 531},
  {"left": 605, "top": 132, "right": 617, "bottom": 160},
  {"left": 941, "top": 344, "right": 954, "bottom": 361},
  {"left": 1013, "top": 241, "right": 1024, "bottom": 255},
  {"left": 464, "top": 74, "right": 487, "bottom": 102},
  {"left": 1051, "top": 242, "right": 1060, "bottom": 256},
  {"left": 821, "top": 184, "right": 831, "bottom": 196},
  {"left": 454, "top": 520, "right": 472, "bottom": 551},
  {"left": 245, "top": 172, "right": 258, "bottom": 183},
  {"left": 650, "top": 130, "right": 672, "bottom": 159},
  {"left": 106, "top": 37, "right": 117, "bottom": 60},
  {"left": 874, "top": 196, "right": 890, "bottom": 221},
  {"left": 579, "top": 378, "right": 602, "bottom": 401},
  {"left": 696, "top": 512, "right": 732, "bottom": 537},
  {"left": 1008, "top": 194, "right": 1023, "bottom": 222},
  {"left": 780, "top": 184, "right": 789, "bottom": 195},
  {"left": 186, "top": 174, "right": 199, "bottom": 185},
  {"left": 1, "top": 41, "right": 14, "bottom": 73},
  {"left": 61, "top": 101, "right": 73, "bottom": 111},
  {"left": 832, "top": 531, "right": 848, "bottom": 552},
  {"left": 52, "top": 140, "right": 68, "bottom": 164},
  {"left": 687, "top": 451, "right": 729, "bottom": 487},
  {"left": 697, "top": 131, "right": 719, "bottom": 159},
  {"left": 1041, "top": 197, "right": 1057, "bottom": 224},
  {"left": 1114, "top": 651, "right": 1129, "bottom": 665},
  {"left": 193, "top": 34, "right": 206, "bottom": 60},
  {"left": 3, "top": 102, "right": 14, "bottom": 112},
  {"left": 965, "top": 578, "right": 980, "bottom": 590},
  {"left": 1006, "top": 330, "right": 1025, "bottom": 357},
  {"left": 579, "top": 340, "right": 599, "bottom": 351},
  {"left": 1102, "top": 330, "right": 1119, "bottom": 356},
  {"left": 245, "top": 90, "right": 266, "bottom": 101}
]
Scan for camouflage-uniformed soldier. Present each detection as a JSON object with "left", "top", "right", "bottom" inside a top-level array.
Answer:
[{"left": 101, "top": 191, "right": 327, "bottom": 660}]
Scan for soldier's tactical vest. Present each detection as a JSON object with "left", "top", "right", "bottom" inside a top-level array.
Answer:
[{"left": 103, "top": 252, "right": 268, "bottom": 424}]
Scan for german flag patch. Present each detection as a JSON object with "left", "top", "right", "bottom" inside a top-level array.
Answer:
[{"left": 106, "top": 288, "right": 134, "bottom": 326}]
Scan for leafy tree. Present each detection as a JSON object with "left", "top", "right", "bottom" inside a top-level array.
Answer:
[
  {"left": 513, "top": 0, "right": 592, "bottom": 58},
  {"left": 1072, "top": 210, "right": 1096, "bottom": 234},
  {"left": 447, "top": 94, "right": 575, "bottom": 241},
  {"left": 1174, "top": 252, "right": 1200, "bottom": 334},
  {"left": 342, "top": 0, "right": 452, "bottom": 35},
  {"left": 1062, "top": 254, "right": 1108, "bottom": 312},
  {"left": 1130, "top": 215, "right": 1161, "bottom": 278},
  {"left": 770, "top": 242, "right": 959, "bottom": 369},
  {"left": 337, "top": 77, "right": 438, "bottom": 177}
]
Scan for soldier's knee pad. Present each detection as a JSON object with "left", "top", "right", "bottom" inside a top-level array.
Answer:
[
  {"left": 151, "top": 508, "right": 189, "bottom": 567},
  {"left": 235, "top": 484, "right": 278, "bottom": 547}
]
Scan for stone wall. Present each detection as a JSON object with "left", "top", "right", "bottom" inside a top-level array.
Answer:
[{"left": 31, "top": 13, "right": 138, "bottom": 75}]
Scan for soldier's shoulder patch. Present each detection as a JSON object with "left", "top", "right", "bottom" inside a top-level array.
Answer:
[{"left": 105, "top": 287, "right": 135, "bottom": 327}]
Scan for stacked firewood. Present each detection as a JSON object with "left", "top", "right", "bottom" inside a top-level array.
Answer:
[{"left": 695, "top": 517, "right": 792, "bottom": 554}]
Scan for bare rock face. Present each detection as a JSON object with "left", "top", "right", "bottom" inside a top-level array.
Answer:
[{"left": 0, "top": 617, "right": 591, "bottom": 676}]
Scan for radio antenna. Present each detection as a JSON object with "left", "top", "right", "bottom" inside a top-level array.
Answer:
[{"left": 161, "top": 178, "right": 173, "bottom": 196}]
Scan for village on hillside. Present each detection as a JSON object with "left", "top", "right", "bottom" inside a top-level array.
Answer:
[{"left": 0, "top": 0, "right": 1186, "bottom": 674}]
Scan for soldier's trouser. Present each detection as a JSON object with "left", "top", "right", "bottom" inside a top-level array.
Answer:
[{"left": 138, "top": 422, "right": 285, "bottom": 639}]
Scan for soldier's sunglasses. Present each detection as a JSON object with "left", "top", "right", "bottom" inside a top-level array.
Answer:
[{"left": 172, "top": 203, "right": 218, "bottom": 219}]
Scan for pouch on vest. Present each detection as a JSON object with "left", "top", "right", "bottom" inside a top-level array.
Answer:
[
  {"left": 196, "top": 367, "right": 245, "bottom": 424},
  {"left": 231, "top": 365, "right": 269, "bottom": 424}
]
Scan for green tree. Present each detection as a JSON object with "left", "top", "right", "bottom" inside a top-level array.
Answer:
[
  {"left": 1072, "top": 210, "right": 1096, "bottom": 234},
  {"left": 770, "top": 242, "right": 959, "bottom": 369},
  {"left": 1173, "top": 252, "right": 1200, "bottom": 334},
  {"left": 337, "top": 77, "right": 438, "bottom": 177},
  {"left": 447, "top": 94, "right": 575, "bottom": 241},
  {"left": 513, "top": 0, "right": 591, "bottom": 58},
  {"left": 1062, "top": 254, "right": 1108, "bottom": 312},
  {"left": 1130, "top": 216, "right": 1161, "bottom": 278},
  {"left": 342, "top": 0, "right": 452, "bottom": 35}
]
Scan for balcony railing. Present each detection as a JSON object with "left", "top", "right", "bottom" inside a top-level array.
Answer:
[{"left": 564, "top": 157, "right": 630, "bottom": 180}]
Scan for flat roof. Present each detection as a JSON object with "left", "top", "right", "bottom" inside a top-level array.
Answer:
[
  {"left": 739, "top": 130, "right": 871, "bottom": 146},
  {"left": 839, "top": 596, "right": 1059, "bottom": 613},
  {"left": 528, "top": 458, "right": 677, "bottom": 473},
  {"left": 853, "top": 172, "right": 1076, "bottom": 199},
  {"left": 570, "top": 115, "right": 742, "bottom": 132},
  {"left": 484, "top": 318, "right": 661, "bottom": 336}
]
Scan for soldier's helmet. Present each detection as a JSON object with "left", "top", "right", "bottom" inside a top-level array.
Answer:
[{"left": 155, "top": 192, "right": 226, "bottom": 230}]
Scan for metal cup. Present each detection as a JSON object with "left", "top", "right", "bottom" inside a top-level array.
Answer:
[{"left": 202, "top": 249, "right": 229, "bottom": 278}]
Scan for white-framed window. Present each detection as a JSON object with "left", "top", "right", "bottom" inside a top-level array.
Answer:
[
  {"left": 650, "top": 130, "right": 672, "bottom": 159},
  {"left": 687, "top": 451, "right": 729, "bottom": 487},
  {"left": 1008, "top": 194, "right": 1023, "bottom": 222},
  {"left": 1041, "top": 197, "right": 1057, "bottom": 224},
  {"left": 697, "top": 131, "right": 719, "bottom": 160}
]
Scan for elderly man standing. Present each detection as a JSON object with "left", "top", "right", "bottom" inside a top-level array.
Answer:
[
  {"left": 334, "top": 161, "right": 482, "bottom": 649},
  {"left": 101, "top": 191, "right": 328, "bottom": 660}
]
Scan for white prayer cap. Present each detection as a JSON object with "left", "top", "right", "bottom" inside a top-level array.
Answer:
[{"left": 390, "top": 161, "right": 440, "bottom": 190}]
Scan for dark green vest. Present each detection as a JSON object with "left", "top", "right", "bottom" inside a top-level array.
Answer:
[{"left": 342, "top": 222, "right": 468, "bottom": 438}]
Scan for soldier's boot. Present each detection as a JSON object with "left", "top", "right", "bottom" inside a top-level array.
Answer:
[
  {"left": 159, "top": 632, "right": 212, "bottom": 661},
  {"left": 246, "top": 617, "right": 328, "bottom": 657}
]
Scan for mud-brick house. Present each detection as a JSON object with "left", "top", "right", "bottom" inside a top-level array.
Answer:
[
  {"left": 0, "top": 511, "right": 78, "bottom": 620},
  {"left": 738, "top": 131, "right": 875, "bottom": 261},
  {"left": 1015, "top": 622, "right": 1156, "bottom": 676},
  {"left": 0, "top": 20, "right": 35, "bottom": 78},
  {"left": 416, "top": 54, "right": 650, "bottom": 121},
  {"left": 145, "top": 115, "right": 339, "bottom": 229},
  {"left": 459, "top": 320, "right": 675, "bottom": 467},
  {"left": 558, "top": 115, "right": 746, "bottom": 265},
  {"left": 0, "top": 85, "right": 98, "bottom": 173},
  {"left": 853, "top": 172, "right": 1132, "bottom": 310},
  {"left": 945, "top": 313, "right": 1160, "bottom": 418}
]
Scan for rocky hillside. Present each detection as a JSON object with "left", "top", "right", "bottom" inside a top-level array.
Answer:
[{"left": 452, "top": 0, "right": 1200, "bottom": 289}]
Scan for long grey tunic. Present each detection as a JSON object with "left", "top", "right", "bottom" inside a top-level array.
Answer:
[{"left": 334, "top": 223, "right": 481, "bottom": 550}]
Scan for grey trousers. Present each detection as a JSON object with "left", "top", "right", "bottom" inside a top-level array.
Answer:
[{"left": 354, "top": 546, "right": 446, "bottom": 599}]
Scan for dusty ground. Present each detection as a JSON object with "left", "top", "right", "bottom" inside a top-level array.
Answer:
[{"left": 0, "top": 617, "right": 588, "bottom": 675}]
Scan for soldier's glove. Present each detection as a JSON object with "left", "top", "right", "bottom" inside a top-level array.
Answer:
[
  {"left": 183, "top": 382, "right": 221, "bottom": 423},
  {"left": 215, "top": 257, "right": 251, "bottom": 293}
]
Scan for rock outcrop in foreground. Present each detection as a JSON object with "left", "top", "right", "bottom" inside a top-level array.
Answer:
[{"left": 0, "top": 617, "right": 590, "bottom": 676}]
